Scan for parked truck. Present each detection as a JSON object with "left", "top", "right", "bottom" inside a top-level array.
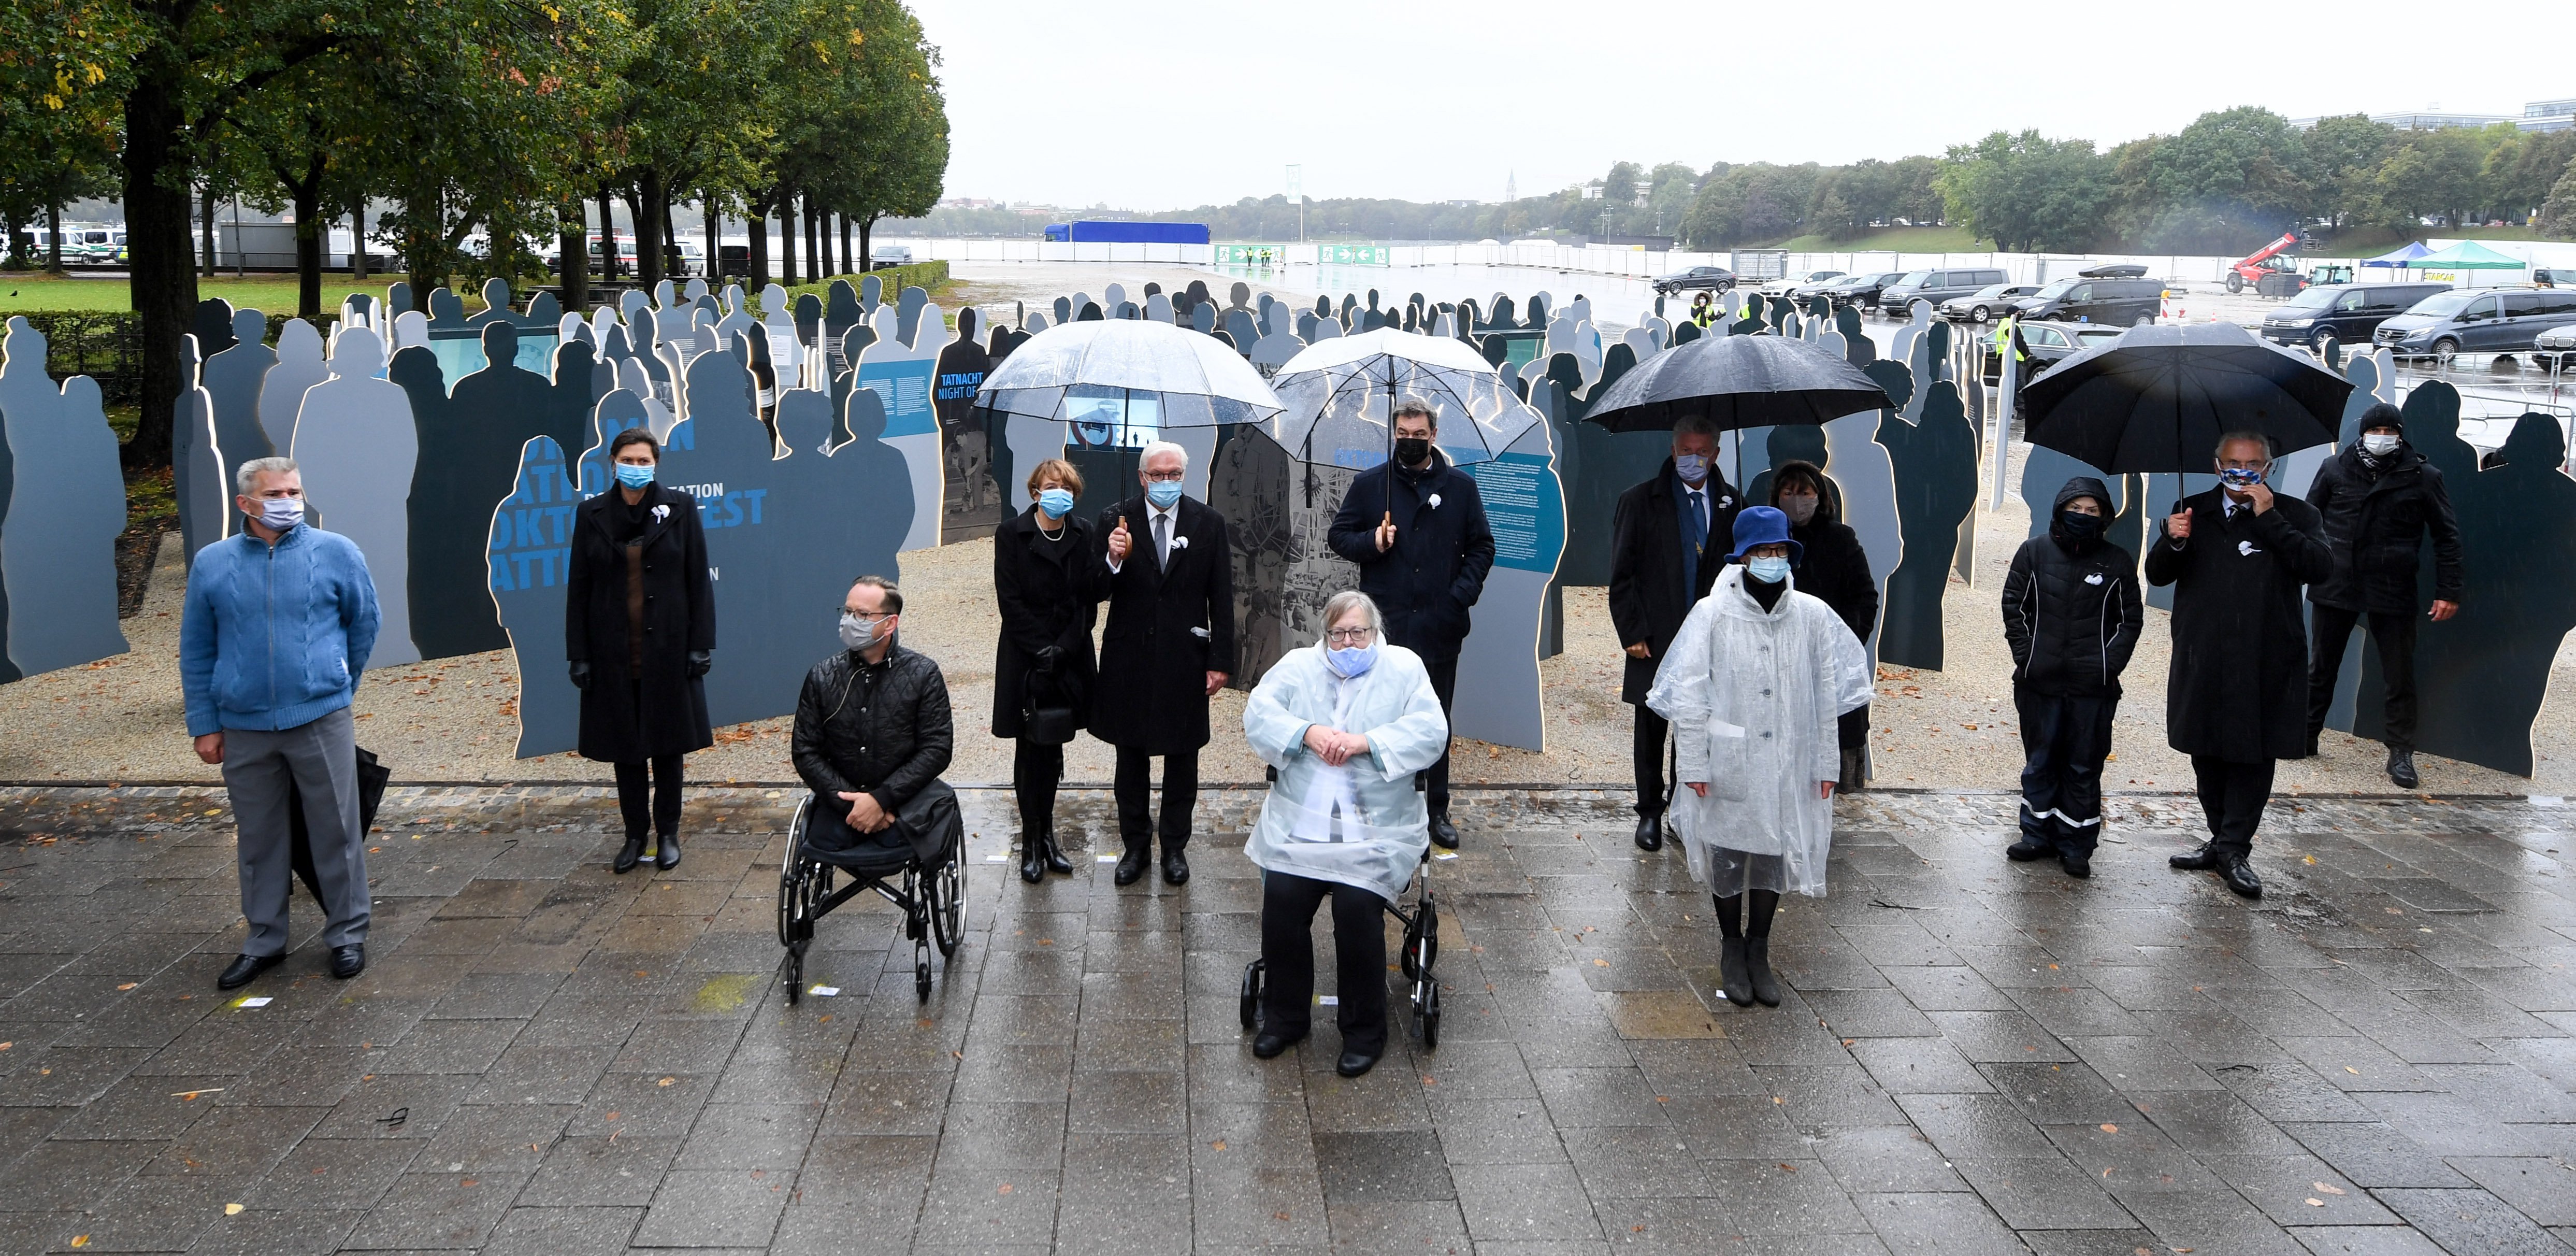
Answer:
[{"left": 1044, "top": 220, "right": 1211, "bottom": 245}]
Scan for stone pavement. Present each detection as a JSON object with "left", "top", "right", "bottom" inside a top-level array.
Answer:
[{"left": 7, "top": 786, "right": 2576, "bottom": 1254}]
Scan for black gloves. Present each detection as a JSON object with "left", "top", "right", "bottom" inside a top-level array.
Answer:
[
  {"left": 1034, "top": 645, "right": 1063, "bottom": 672},
  {"left": 568, "top": 661, "right": 589, "bottom": 690},
  {"left": 687, "top": 650, "right": 712, "bottom": 678}
]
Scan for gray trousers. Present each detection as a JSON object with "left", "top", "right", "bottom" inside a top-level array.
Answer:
[{"left": 221, "top": 707, "right": 369, "bottom": 954}]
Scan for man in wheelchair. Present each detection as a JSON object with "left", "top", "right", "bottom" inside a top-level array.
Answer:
[{"left": 792, "top": 576, "right": 958, "bottom": 860}]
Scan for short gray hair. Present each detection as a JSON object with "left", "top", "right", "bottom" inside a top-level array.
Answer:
[
  {"left": 237, "top": 456, "right": 298, "bottom": 496},
  {"left": 1673, "top": 413, "right": 1719, "bottom": 443},
  {"left": 2214, "top": 430, "right": 2271, "bottom": 460},
  {"left": 1391, "top": 396, "right": 1437, "bottom": 426},
  {"left": 1321, "top": 590, "right": 1382, "bottom": 637},
  {"left": 1139, "top": 439, "right": 1188, "bottom": 471}
]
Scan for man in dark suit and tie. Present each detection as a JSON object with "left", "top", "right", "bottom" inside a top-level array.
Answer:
[
  {"left": 1608, "top": 414, "right": 1742, "bottom": 853},
  {"left": 1092, "top": 439, "right": 1237, "bottom": 887}
]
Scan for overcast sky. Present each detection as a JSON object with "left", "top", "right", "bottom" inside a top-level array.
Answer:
[{"left": 908, "top": 0, "right": 2570, "bottom": 209}]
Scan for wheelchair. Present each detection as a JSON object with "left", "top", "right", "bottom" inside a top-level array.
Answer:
[
  {"left": 1238, "top": 847, "right": 1442, "bottom": 1049},
  {"left": 776, "top": 795, "right": 963, "bottom": 1004}
]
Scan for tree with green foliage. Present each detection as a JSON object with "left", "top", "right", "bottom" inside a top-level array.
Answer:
[{"left": 1935, "top": 130, "right": 2110, "bottom": 252}]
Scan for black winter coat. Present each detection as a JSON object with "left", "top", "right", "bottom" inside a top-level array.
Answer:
[
  {"left": 1326, "top": 450, "right": 1496, "bottom": 660},
  {"left": 2145, "top": 488, "right": 2332, "bottom": 761},
  {"left": 2003, "top": 477, "right": 2144, "bottom": 698},
  {"left": 566, "top": 484, "right": 715, "bottom": 763},
  {"left": 1091, "top": 494, "right": 1237, "bottom": 753},
  {"left": 991, "top": 507, "right": 1102, "bottom": 738},
  {"left": 1608, "top": 460, "right": 1744, "bottom": 703},
  {"left": 1770, "top": 461, "right": 1878, "bottom": 646},
  {"left": 792, "top": 643, "right": 953, "bottom": 819},
  {"left": 2302, "top": 443, "right": 2465, "bottom": 615}
]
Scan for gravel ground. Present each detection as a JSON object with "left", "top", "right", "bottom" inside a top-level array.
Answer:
[{"left": 15, "top": 440, "right": 2576, "bottom": 797}]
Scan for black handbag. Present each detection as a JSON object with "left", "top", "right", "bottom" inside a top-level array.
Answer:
[
  {"left": 1020, "top": 658, "right": 1078, "bottom": 746},
  {"left": 286, "top": 745, "right": 391, "bottom": 900}
]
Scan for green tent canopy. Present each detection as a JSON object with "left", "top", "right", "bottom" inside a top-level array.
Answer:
[{"left": 2410, "top": 240, "right": 2527, "bottom": 270}]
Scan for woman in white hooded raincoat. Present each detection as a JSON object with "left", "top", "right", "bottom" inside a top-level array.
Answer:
[
  {"left": 1647, "top": 506, "right": 1873, "bottom": 1010},
  {"left": 1242, "top": 590, "right": 1450, "bottom": 1078}
]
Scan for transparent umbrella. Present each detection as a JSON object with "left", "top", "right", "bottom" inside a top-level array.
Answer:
[
  {"left": 1271, "top": 327, "right": 1538, "bottom": 509},
  {"left": 977, "top": 318, "right": 1283, "bottom": 440}
]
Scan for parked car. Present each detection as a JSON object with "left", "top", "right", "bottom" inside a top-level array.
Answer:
[
  {"left": 1938, "top": 283, "right": 2041, "bottom": 323},
  {"left": 2256, "top": 282, "right": 2451, "bottom": 352},
  {"left": 1878, "top": 266, "right": 2011, "bottom": 317},
  {"left": 1763, "top": 269, "right": 1845, "bottom": 297},
  {"left": 1786, "top": 272, "right": 1853, "bottom": 302},
  {"left": 2536, "top": 268, "right": 2573, "bottom": 289},
  {"left": 1820, "top": 271, "right": 1908, "bottom": 310},
  {"left": 2018, "top": 321, "right": 2126, "bottom": 375},
  {"left": 2373, "top": 288, "right": 2576, "bottom": 358},
  {"left": 2535, "top": 321, "right": 2575, "bottom": 373},
  {"left": 2010, "top": 276, "right": 2167, "bottom": 327},
  {"left": 870, "top": 244, "right": 914, "bottom": 266},
  {"left": 1651, "top": 265, "right": 1736, "bottom": 296}
]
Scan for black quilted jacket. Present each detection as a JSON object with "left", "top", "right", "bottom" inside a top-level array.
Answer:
[
  {"left": 2002, "top": 477, "right": 2145, "bottom": 697},
  {"left": 791, "top": 643, "right": 953, "bottom": 818}
]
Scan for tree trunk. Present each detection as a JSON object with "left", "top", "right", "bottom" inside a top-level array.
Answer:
[
  {"left": 290, "top": 155, "right": 325, "bottom": 319},
  {"left": 47, "top": 201, "right": 64, "bottom": 272},
  {"left": 199, "top": 184, "right": 216, "bottom": 277},
  {"left": 803, "top": 190, "right": 820, "bottom": 282},
  {"left": 860, "top": 216, "right": 876, "bottom": 277},
  {"left": 629, "top": 175, "right": 665, "bottom": 292},
  {"left": 747, "top": 201, "right": 769, "bottom": 289},
  {"left": 351, "top": 205, "right": 368, "bottom": 279},
  {"left": 556, "top": 199, "right": 587, "bottom": 312},
  {"left": 659, "top": 192, "right": 678, "bottom": 282},
  {"left": 124, "top": 68, "right": 197, "bottom": 469},
  {"left": 777, "top": 190, "right": 798, "bottom": 288},
  {"left": 839, "top": 213, "right": 852, "bottom": 275},
  {"left": 597, "top": 186, "right": 617, "bottom": 282},
  {"left": 701, "top": 193, "right": 719, "bottom": 287}
]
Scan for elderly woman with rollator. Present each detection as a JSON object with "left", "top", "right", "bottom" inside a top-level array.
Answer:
[
  {"left": 1242, "top": 590, "right": 1450, "bottom": 1079},
  {"left": 1648, "top": 506, "right": 1873, "bottom": 1008}
]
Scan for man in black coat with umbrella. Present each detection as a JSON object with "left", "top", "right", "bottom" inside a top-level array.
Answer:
[
  {"left": 2147, "top": 432, "right": 2333, "bottom": 900},
  {"left": 1609, "top": 413, "right": 1743, "bottom": 851},
  {"left": 1327, "top": 399, "right": 1496, "bottom": 849},
  {"left": 1094, "top": 440, "right": 1236, "bottom": 887},
  {"left": 2301, "top": 402, "right": 2463, "bottom": 789}
]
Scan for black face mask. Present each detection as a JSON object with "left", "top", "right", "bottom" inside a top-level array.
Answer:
[
  {"left": 1394, "top": 437, "right": 1431, "bottom": 465},
  {"left": 2057, "top": 509, "right": 2105, "bottom": 544}
]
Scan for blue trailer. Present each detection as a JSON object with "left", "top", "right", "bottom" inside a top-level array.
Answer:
[{"left": 1044, "top": 221, "right": 1211, "bottom": 245}]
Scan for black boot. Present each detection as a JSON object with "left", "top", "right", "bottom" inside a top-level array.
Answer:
[
  {"left": 1429, "top": 812, "right": 1460, "bottom": 850},
  {"left": 613, "top": 835, "right": 646, "bottom": 874},
  {"left": 655, "top": 833, "right": 681, "bottom": 870},
  {"left": 1019, "top": 828, "right": 1046, "bottom": 884},
  {"left": 1744, "top": 936, "right": 1781, "bottom": 1007},
  {"left": 2386, "top": 746, "right": 2419, "bottom": 789},
  {"left": 1040, "top": 822, "right": 1073, "bottom": 875},
  {"left": 1718, "top": 937, "right": 1753, "bottom": 1007},
  {"left": 1838, "top": 747, "right": 1866, "bottom": 793},
  {"left": 1634, "top": 812, "right": 1664, "bottom": 852}
]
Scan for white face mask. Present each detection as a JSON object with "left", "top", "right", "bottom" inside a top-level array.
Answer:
[{"left": 2361, "top": 433, "right": 2400, "bottom": 456}]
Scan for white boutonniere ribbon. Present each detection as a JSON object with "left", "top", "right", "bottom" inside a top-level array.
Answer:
[
  {"left": 1429, "top": 493, "right": 1442, "bottom": 509},
  {"left": 1171, "top": 535, "right": 1190, "bottom": 550},
  {"left": 652, "top": 504, "right": 671, "bottom": 521}
]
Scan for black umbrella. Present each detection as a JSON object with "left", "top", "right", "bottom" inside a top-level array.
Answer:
[
  {"left": 2020, "top": 322, "right": 2349, "bottom": 473},
  {"left": 1584, "top": 333, "right": 1892, "bottom": 434}
]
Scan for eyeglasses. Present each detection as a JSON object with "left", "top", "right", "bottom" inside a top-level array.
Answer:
[
  {"left": 1142, "top": 468, "right": 1185, "bottom": 482},
  {"left": 1324, "top": 627, "right": 1375, "bottom": 645},
  {"left": 842, "top": 610, "right": 893, "bottom": 623}
]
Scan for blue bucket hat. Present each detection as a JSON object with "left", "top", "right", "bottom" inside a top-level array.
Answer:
[{"left": 1726, "top": 505, "right": 1803, "bottom": 565}]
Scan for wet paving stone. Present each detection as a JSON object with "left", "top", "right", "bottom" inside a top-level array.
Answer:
[{"left": 7, "top": 785, "right": 2576, "bottom": 1250}]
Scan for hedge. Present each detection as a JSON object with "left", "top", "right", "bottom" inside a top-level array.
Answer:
[
  {"left": 772, "top": 260, "right": 949, "bottom": 313},
  {"left": 10, "top": 310, "right": 342, "bottom": 409}
]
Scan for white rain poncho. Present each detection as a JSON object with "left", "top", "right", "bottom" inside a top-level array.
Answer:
[
  {"left": 1241, "top": 640, "right": 1451, "bottom": 903},
  {"left": 1646, "top": 564, "right": 1874, "bottom": 897}
]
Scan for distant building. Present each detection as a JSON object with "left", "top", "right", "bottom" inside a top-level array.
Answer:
[
  {"left": 2289, "top": 97, "right": 2571, "bottom": 132},
  {"left": 2523, "top": 98, "right": 2575, "bottom": 133}
]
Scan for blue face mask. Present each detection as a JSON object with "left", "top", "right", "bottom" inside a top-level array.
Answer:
[
  {"left": 1746, "top": 555, "right": 1792, "bottom": 584},
  {"left": 615, "top": 463, "right": 655, "bottom": 490},
  {"left": 1326, "top": 641, "right": 1378, "bottom": 677},
  {"left": 1673, "top": 453, "right": 1709, "bottom": 484},
  {"left": 1037, "top": 488, "right": 1074, "bottom": 519},
  {"left": 1145, "top": 479, "right": 1184, "bottom": 509},
  {"left": 2218, "top": 466, "right": 2265, "bottom": 489}
]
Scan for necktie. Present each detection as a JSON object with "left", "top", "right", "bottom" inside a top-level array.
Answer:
[
  {"left": 1687, "top": 490, "right": 1706, "bottom": 554},
  {"left": 1154, "top": 512, "right": 1170, "bottom": 569}
]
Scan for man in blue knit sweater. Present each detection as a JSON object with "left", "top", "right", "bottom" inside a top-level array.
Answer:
[{"left": 182, "top": 456, "right": 381, "bottom": 988}]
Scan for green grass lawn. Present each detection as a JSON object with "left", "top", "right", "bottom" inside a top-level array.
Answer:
[
  {"left": 1761, "top": 225, "right": 1991, "bottom": 253},
  {"left": 0, "top": 273, "right": 430, "bottom": 316}
]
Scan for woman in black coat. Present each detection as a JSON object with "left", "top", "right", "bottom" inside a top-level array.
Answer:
[
  {"left": 1769, "top": 461, "right": 1878, "bottom": 789},
  {"left": 994, "top": 458, "right": 1102, "bottom": 883},
  {"left": 566, "top": 428, "right": 715, "bottom": 873}
]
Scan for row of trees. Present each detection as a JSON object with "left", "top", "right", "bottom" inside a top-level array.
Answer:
[{"left": 0, "top": 0, "right": 947, "bottom": 468}]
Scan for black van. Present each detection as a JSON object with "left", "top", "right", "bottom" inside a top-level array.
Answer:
[
  {"left": 2257, "top": 281, "right": 2450, "bottom": 352},
  {"left": 2012, "top": 276, "right": 2166, "bottom": 327},
  {"left": 1877, "top": 266, "right": 2011, "bottom": 316}
]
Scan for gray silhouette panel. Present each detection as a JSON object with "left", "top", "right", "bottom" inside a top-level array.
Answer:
[
  {"left": 395, "top": 325, "right": 535, "bottom": 660},
  {"left": 489, "top": 436, "right": 582, "bottom": 757},
  {"left": 897, "top": 286, "right": 930, "bottom": 347},
  {"left": 293, "top": 327, "right": 421, "bottom": 668},
  {"left": 658, "top": 344, "right": 797, "bottom": 730},
  {"left": 0, "top": 321, "right": 126, "bottom": 675},
  {"left": 259, "top": 319, "right": 328, "bottom": 455},
  {"left": 1876, "top": 378, "right": 1976, "bottom": 670},
  {"left": 179, "top": 382, "right": 227, "bottom": 576},
  {"left": 201, "top": 307, "right": 279, "bottom": 532}
]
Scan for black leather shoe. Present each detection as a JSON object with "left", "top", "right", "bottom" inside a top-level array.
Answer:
[
  {"left": 1019, "top": 835, "right": 1046, "bottom": 884},
  {"left": 1718, "top": 937, "right": 1753, "bottom": 1007},
  {"left": 2061, "top": 852, "right": 2092, "bottom": 879},
  {"left": 329, "top": 944, "right": 366, "bottom": 979},
  {"left": 2220, "top": 855, "right": 2264, "bottom": 900},
  {"left": 2169, "top": 843, "right": 2221, "bottom": 870},
  {"left": 1040, "top": 825, "right": 1073, "bottom": 875},
  {"left": 2387, "top": 747, "right": 2420, "bottom": 789},
  {"left": 1335, "top": 1049, "right": 1380, "bottom": 1078},
  {"left": 1634, "top": 813, "right": 1664, "bottom": 852},
  {"left": 1744, "top": 936, "right": 1782, "bottom": 1007},
  {"left": 2006, "top": 839, "right": 2051, "bottom": 862},
  {"left": 1114, "top": 846, "right": 1149, "bottom": 886},
  {"left": 217, "top": 953, "right": 281, "bottom": 990},
  {"left": 1429, "top": 813, "right": 1460, "bottom": 850},
  {"left": 655, "top": 834, "right": 681, "bottom": 870},
  {"left": 1252, "top": 1030, "right": 1304, "bottom": 1059},
  {"left": 613, "top": 835, "right": 646, "bottom": 874},
  {"left": 1161, "top": 850, "right": 1190, "bottom": 887}
]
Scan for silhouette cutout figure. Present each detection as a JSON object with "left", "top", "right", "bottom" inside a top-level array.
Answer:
[
  {"left": 488, "top": 435, "right": 583, "bottom": 757},
  {"left": 200, "top": 306, "right": 279, "bottom": 531},
  {"left": 259, "top": 318, "right": 328, "bottom": 455},
  {"left": 1876, "top": 373, "right": 1977, "bottom": 670},
  {"left": 294, "top": 326, "right": 422, "bottom": 667},
  {"left": 1, "top": 319, "right": 127, "bottom": 675},
  {"left": 400, "top": 322, "right": 544, "bottom": 659},
  {"left": 659, "top": 338, "right": 793, "bottom": 730}
]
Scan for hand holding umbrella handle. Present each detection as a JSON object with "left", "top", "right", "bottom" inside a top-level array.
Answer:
[
  {"left": 2165, "top": 501, "right": 2192, "bottom": 543},
  {"left": 1107, "top": 515, "right": 1131, "bottom": 562}
]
